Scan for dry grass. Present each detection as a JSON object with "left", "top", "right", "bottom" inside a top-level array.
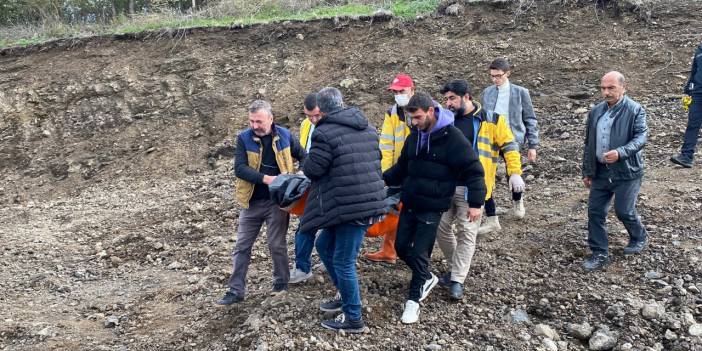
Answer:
[
  {"left": 0, "top": 0, "right": 443, "bottom": 48},
  {"left": 0, "top": 0, "right": 658, "bottom": 49}
]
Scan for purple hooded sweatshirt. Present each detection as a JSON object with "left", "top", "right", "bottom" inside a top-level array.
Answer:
[{"left": 416, "top": 102, "right": 455, "bottom": 155}]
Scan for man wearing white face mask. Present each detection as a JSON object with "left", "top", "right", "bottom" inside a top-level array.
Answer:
[{"left": 363, "top": 73, "right": 414, "bottom": 264}]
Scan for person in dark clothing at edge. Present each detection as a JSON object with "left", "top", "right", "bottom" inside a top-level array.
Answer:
[
  {"left": 383, "top": 92, "right": 486, "bottom": 324},
  {"left": 671, "top": 41, "right": 702, "bottom": 168},
  {"left": 300, "top": 87, "right": 386, "bottom": 333},
  {"left": 217, "top": 100, "right": 306, "bottom": 305}
]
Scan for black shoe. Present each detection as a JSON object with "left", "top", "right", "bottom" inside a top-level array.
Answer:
[
  {"left": 449, "top": 281, "right": 464, "bottom": 300},
  {"left": 319, "top": 292, "right": 342, "bottom": 312},
  {"left": 272, "top": 282, "right": 288, "bottom": 294},
  {"left": 582, "top": 253, "right": 611, "bottom": 271},
  {"left": 216, "top": 289, "right": 244, "bottom": 305},
  {"left": 670, "top": 154, "right": 693, "bottom": 168},
  {"left": 438, "top": 272, "right": 452, "bottom": 287},
  {"left": 321, "top": 313, "right": 365, "bottom": 333},
  {"left": 623, "top": 237, "right": 647, "bottom": 255}
]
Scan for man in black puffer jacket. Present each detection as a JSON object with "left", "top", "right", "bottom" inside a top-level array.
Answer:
[
  {"left": 300, "top": 87, "right": 386, "bottom": 333},
  {"left": 384, "top": 92, "right": 486, "bottom": 324}
]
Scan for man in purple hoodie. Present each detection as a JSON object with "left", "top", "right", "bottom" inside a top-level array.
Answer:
[{"left": 383, "top": 92, "right": 486, "bottom": 324}]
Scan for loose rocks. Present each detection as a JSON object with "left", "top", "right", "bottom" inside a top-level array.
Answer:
[
  {"left": 567, "top": 322, "right": 593, "bottom": 340},
  {"left": 588, "top": 326, "right": 617, "bottom": 351}
]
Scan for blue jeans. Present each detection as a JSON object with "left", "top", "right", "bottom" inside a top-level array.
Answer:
[
  {"left": 587, "top": 172, "right": 646, "bottom": 255},
  {"left": 680, "top": 93, "right": 702, "bottom": 157},
  {"left": 294, "top": 228, "right": 316, "bottom": 273},
  {"left": 315, "top": 223, "right": 369, "bottom": 321}
]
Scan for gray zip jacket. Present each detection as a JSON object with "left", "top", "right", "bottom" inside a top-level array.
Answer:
[
  {"left": 481, "top": 83, "right": 539, "bottom": 149},
  {"left": 582, "top": 95, "right": 648, "bottom": 180}
]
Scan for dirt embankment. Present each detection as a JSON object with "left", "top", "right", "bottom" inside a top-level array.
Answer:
[{"left": 1, "top": 1, "right": 702, "bottom": 350}]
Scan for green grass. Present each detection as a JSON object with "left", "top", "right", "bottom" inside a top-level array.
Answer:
[
  {"left": 15, "top": 38, "right": 41, "bottom": 46},
  {"left": 391, "top": 0, "right": 440, "bottom": 18},
  {"left": 0, "top": 36, "right": 43, "bottom": 48},
  {"left": 0, "top": 1, "right": 440, "bottom": 49}
]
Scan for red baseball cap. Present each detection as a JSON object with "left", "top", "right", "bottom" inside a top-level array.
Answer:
[{"left": 388, "top": 74, "right": 414, "bottom": 91}]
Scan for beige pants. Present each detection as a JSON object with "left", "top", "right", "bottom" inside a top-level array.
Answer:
[{"left": 436, "top": 186, "right": 482, "bottom": 284}]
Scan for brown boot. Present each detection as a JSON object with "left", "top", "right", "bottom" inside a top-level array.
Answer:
[{"left": 363, "top": 230, "right": 397, "bottom": 264}]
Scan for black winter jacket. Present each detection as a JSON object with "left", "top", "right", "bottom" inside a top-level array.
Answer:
[
  {"left": 383, "top": 115, "right": 486, "bottom": 212},
  {"left": 299, "top": 107, "right": 386, "bottom": 233},
  {"left": 582, "top": 95, "right": 648, "bottom": 180},
  {"left": 685, "top": 42, "right": 702, "bottom": 95}
]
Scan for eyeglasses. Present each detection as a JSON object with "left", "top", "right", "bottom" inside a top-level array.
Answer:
[{"left": 490, "top": 73, "right": 506, "bottom": 79}]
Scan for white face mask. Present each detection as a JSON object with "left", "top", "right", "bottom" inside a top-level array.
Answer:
[{"left": 395, "top": 94, "right": 410, "bottom": 107}]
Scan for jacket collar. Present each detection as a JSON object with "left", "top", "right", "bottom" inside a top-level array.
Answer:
[
  {"left": 604, "top": 96, "right": 627, "bottom": 112},
  {"left": 465, "top": 101, "right": 484, "bottom": 121}
]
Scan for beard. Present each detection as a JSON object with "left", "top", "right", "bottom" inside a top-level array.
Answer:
[
  {"left": 253, "top": 128, "right": 269, "bottom": 136},
  {"left": 449, "top": 101, "right": 467, "bottom": 117}
]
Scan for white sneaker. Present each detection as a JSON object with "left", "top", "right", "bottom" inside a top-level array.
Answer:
[
  {"left": 289, "top": 267, "right": 313, "bottom": 284},
  {"left": 419, "top": 272, "right": 438, "bottom": 302},
  {"left": 401, "top": 300, "right": 420, "bottom": 324},
  {"left": 495, "top": 206, "right": 509, "bottom": 216},
  {"left": 512, "top": 199, "right": 525, "bottom": 219},
  {"left": 478, "top": 216, "right": 502, "bottom": 235}
]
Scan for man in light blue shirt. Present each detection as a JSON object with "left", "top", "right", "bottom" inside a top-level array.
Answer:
[{"left": 595, "top": 108, "right": 617, "bottom": 163}]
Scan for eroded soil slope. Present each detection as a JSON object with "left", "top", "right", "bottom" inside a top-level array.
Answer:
[{"left": 1, "top": 1, "right": 702, "bottom": 350}]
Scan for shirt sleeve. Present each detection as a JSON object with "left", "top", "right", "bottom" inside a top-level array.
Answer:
[
  {"left": 379, "top": 112, "right": 396, "bottom": 172},
  {"left": 234, "top": 135, "right": 265, "bottom": 184},
  {"left": 521, "top": 88, "right": 540, "bottom": 149}
]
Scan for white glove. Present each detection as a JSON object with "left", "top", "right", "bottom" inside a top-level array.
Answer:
[{"left": 509, "top": 174, "right": 525, "bottom": 193}]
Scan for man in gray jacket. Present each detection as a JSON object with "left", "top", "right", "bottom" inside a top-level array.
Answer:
[
  {"left": 581, "top": 71, "right": 648, "bottom": 271},
  {"left": 481, "top": 58, "right": 538, "bottom": 228}
]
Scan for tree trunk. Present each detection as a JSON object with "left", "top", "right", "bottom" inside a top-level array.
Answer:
[
  {"left": 128, "top": 0, "right": 135, "bottom": 15},
  {"left": 191, "top": 0, "right": 197, "bottom": 12},
  {"left": 111, "top": 0, "right": 118, "bottom": 18}
]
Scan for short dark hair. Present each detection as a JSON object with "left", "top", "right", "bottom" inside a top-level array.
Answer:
[
  {"left": 304, "top": 93, "right": 318, "bottom": 111},
  {"left": 406, "top": 92, "right": 434, "bottom": 113},
  {"left": 489, "top": 58, "right": 511, "bottom": 72},
  {"left": 440, "top": 79, "right": 471, "bottom": 98}
]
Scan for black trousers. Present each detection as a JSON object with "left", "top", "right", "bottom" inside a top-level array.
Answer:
[{"left": 394, "top": 208, "right": 442, "bottom": 302}]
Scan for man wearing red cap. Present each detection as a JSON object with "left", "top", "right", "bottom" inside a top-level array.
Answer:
[{"left": 363, "top": 73, "right": 415, "bottom": 264}]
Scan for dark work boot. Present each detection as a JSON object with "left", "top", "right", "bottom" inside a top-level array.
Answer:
[
  {"left": 271, "top": 282, "right": 288, "bottom": 295},
  {"left": 670, "top": 154, "right": 693, "bottom": 168},
  {"left": 438, "top": 272, "right": 451, "bottom": 287},
  {"left": 216, "top": 289, "right": 244, "bottom": 305},
  {"left": 623, "top": 236, "right": 647, "bottom": 255},
  {"left": 321, "top": 313, "right": 365, "bottom": 333},
  {"left": 319, "top": 292, "right": 342, "bottom": 312},
  {"left": 582, "top": 253, "right": 611, "bottom": 271},
  {"left": 449, "top": 281, "right": 464, "bottom": 300}
]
